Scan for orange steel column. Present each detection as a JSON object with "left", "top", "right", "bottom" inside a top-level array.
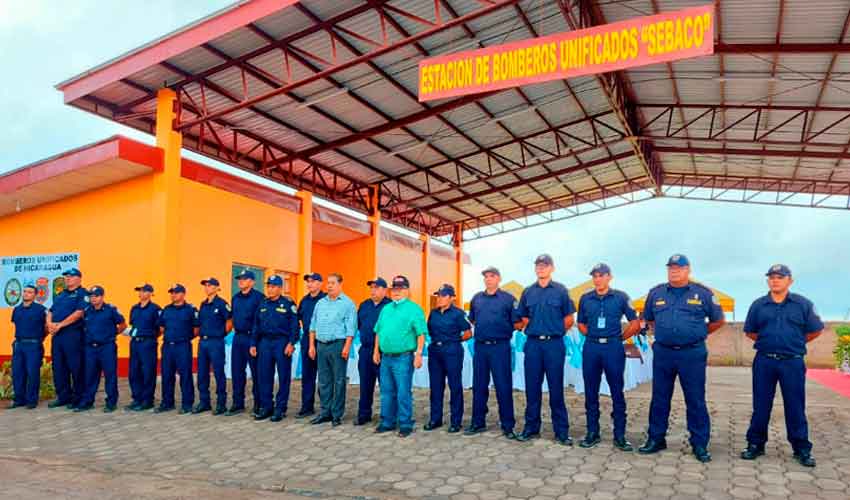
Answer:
[
  {"left": 420, "top": 234, "right": 431, "bottom": 312},
  {"left": 366, "top": 185, "right": 381, "bottom": 282},
  {"left": 453, "top": 224, "right": 463, "bottom": 308},
  {"left": 152, "top": 88, "right": 182, "bottom": 291},
  {"left": 295, "top": 190, "right": 313, "bottom": 301}
]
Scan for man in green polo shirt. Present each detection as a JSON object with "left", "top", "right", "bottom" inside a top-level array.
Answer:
[{"left": 372, "top": 275, "right": 427, "bottom": 438}]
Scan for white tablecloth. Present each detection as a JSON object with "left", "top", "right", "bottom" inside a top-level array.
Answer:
[{"left": 223, "top": 329, "right": 653, "bottom": 395}]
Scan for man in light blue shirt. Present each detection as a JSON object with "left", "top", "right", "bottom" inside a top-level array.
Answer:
[{"left": 308, "top": 273, "right": 356, "bottom": 426}]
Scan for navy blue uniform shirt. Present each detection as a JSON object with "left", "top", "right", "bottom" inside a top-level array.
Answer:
[
  {"left": 642, "top": 282, "right": 723, "bottom": 346},
  {"left": 468, "top": 289, "right": 519, "bottom": 341},
  {"left": 744, "top": 293, "right": 824, "bottom": 356},
  {"left": 83, "top": 304, "right": 125, "bottom": 344},
  {"left": 12, "top": 302, "right": 47, "bottom": 340},
  {"left": 198, "top": 295, "right": 232, "bottom": 338},
  {"left": 158, "top": 303, "right": 199, "bottom": 342},
  {"left": 357, "top": 297, "right": 391, "bottom": 346},
  {"left": 252, "top": 296, "right": 299, "bottom": 347},
  {"left": 297, "top": 291, "right": 326, "bottom": 338},
  {"left": 427, "top": 305, "right": 472, "bottom": 343},
  {"left": 517, "top": 280, "right": 576, "bottom": 337},
  {"left": 129, "top": 302, "right": 162, "bottom": 338},
  {"left": 49, "top": 286, "right": 89, "bottom": 332},
  {"left": 577, "top": 289, "right": 637, "bottom": 338},
  {"left": 232, "top": 289, "right": 264, "bottom": 334}
]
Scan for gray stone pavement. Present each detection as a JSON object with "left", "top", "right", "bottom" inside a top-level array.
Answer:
[{"left": 1, "top": 367, "right": 849, "bottom": 500}]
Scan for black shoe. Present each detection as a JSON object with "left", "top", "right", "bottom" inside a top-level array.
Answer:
[
  {"left": 73, "top": 405, "right": 93, "bottom": 413},
  {"left": 252, "top": 404, "right": 260, "bottom": 416},
  {"left": 311, "top": 415, "right": 333, "bottom": 425},
  {"left": 137, "top": 402, "right": 154, "bottom": 411},
  {"left": 26, "top": 404, "right": 37, "bottom": 410},
  {"left": 502, "top": 430, "right": 518, "bottom": 440},
  {"left": 353, "top": 416, "right": 372, "bottom": 426},
  {"left": 66, "top": 403, "right": 77, "bottom": 410},
  {"left": 124, "top": 402, "right": 141, "bottom": 411},
  {"left": 740, "top": 444, "right": 765, "bottom": 460},
  {"left": 399, "top": 428, "right": 412, "bottom": 438},
  {"left": 579, "top": 433, "right": 601, "bottom": 449},
  {"left": 103, "top": 404, "right": 117, "bottom": 413},
  {"left": 423, "top": 422, "right": 442, "bottom": 431},
  {"left": 254, "top": 408, "right": 272, "bottom": 421},
  {"left": 375, "top": 424, "right": 395, "bottom": 433},
  {"left": 332, "top": 418, "right": 342, "bottom": 427},
  {"left": 464, "top": 425, "right": 486, "bottom": 436},
  {"left": 191, "top": 404, "right": 211, "bottom": 414},
  {"left": 154, "top": 405, "right": 174, "bottom": 414},
  {"left": 8, "top": 402, "right": 24, "bottom": 409},
  {"left": 213, "top": 406, "right": 226, "bottom": 416},
  {"left": 692, "top": 446, "right": 712, "bottom": 463},
  {"left": 515, "top": 430, "right": 540, "bottom": 442},
  {"left": 555, "top": 434, "right": 573, "bottom": 446},
  {"left": 638, "top": 438, "right": 667, "bottom": 454},
  {"left": 270, "top": 410, "right": 285, "bottom": 422},
  {"left": 448, "top": 425, "right": 461, "bottom": 433},
  {"left": 225, "top": 406, "right": 245, "bottom": 416},
  {"left": 613, "top": 437, "right": 634, "bottom": 452},
  {"left": 295, "top": 409, "right": 314, "bottom": 419},
  {"left": 47, "top": 399, "right": 69, "bottom": 409},
  {"left": 793, "top": 451, "right": 816, "bottom": 467},
  {"left": 179, "top": 407, "right": 192, "bottom": 415}
]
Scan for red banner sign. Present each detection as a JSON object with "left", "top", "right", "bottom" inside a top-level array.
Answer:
[{"left": 418, "top": 4, "right": 714, "bottom": 102}]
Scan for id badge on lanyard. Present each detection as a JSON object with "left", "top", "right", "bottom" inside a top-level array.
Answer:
[{"left": 597, "top": 300, "right": 606, "bottom": 330}]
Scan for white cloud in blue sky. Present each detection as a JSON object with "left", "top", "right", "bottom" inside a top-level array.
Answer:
[{"left": 2, "top": 2, "right": 848, "bottom": 319}]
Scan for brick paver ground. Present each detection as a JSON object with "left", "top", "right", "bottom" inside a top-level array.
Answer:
[{"left": 1, "top": 366, "right": 848, "bottom": 499}]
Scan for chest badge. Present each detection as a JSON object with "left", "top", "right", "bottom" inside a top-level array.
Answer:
[{"left": 686, "top": 293, "right": 702, "bottom": 305}]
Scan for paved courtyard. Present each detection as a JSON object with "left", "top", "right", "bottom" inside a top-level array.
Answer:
[{"left": 1, "top": 367, "right": 849, "bottom": 500}]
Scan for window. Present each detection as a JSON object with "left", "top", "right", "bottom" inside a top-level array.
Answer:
[{"left": 231, "top": 263, "right": 265, "bottom": 295}]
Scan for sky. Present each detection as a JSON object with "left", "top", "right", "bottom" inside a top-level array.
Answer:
[{"left": 2, "top": 1, "right": 848, "bottom": 320}]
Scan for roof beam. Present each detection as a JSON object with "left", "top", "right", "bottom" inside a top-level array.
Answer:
[
  {"left": 715, "top": 42, "right": 850, "bottom": 54},
  {"left": 655, "top": 146, "right": 850, "bottom": 160}
]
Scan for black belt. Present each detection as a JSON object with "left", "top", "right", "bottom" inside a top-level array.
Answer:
[
  {"left": 476, "top": 339, "right": 508, "bottom": 345},
  {"left": 383, "top": 350, "right": 414, "bottom": 357},
  {"left": 430, "top": 340, "right": 460, "bottom": 347},
  {"left": 529, "top": 335, "right": 561, "bottom": 341},
  {"left": 260, "top": 336, "right": 288, "bottom": 341},
  {"left": 87, "top": 341, "right": 114, "bottom": 348},
  {"left": 234, "top": 330, "right": 252, "bottom": 336},
  {"left": 132, "top": 336, "right": 156, "bottom": 342},
  {"left": 201, "top": 336, "right": 224, "bottom": 341},
  {"left": 317, "top": 338, "right": 344, "bottom": 345},
  {"left": 586, "top": 336, "right": 622, "bottom": 344},
  {"left": 762, "top": 352, "right": 802, "bottom": 361},
  {"left": 165, "top": 340, "right": 190, "bottom": 345},
  {"left": 656, "top": 340, "right": 704, "bottom": 350},
  {"left": 14, "top": 338, "right": 42, "bottom": 344}
]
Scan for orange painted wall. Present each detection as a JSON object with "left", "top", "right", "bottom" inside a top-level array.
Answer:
[
  {"left": 429, "top": 251, "right": 458, "bottom": 299},
  {"left": 377, "top": 238, "right": 425, "bottom": 308},
  {"left": 0, "top": 175, "right": 156, "bottom": 360},
  {"left": 311, "top": 236, "right": 376, "bottom": 306}
]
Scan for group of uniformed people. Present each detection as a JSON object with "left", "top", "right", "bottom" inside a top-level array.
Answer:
[{"left": 8, "top": 253, "right": 823, "bottom": 467}]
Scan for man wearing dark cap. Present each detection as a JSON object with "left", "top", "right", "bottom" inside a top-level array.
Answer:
[
  {"left": 194, "top": 278, "right": 233, "bottom": 415},
  {"left": 296, "top": 272, "right": 326, "bottom": 418},
  {"left": 638, "top": 254, "right": 725, "bottom": 462},
  {"left": 576, "top": 263, "right": 641, "bottom": 451},
  {"left": 229, "top": 269, "right": 264, "bottom": 416},
  {"left": 740, "top": 264, "right": 823, "bottom": 467},
  {"left": 46, "top": 267, "right": 88, "bottom": 409},
  {"left": 155, "top": 284, "right": 199, "bottom": 414},
  {"left": 9, "top": 284, "right": 47, "bottom": 409},
  {"left": 373, "top": 276, "right": 427, "bottom": 437},
  {"left": 251, "top": 275, "right": 299, "bottom": 422},
  {"left": 425, "top": 284, "right": 472, "bottom": 434},
  {"left": 465, "top": 266, "right": 521, "bottom": 439},
  {"left": 355, "top": 277, "right": 391, "bottom": 425},
  {"left": 515, "top": 254, "right": 576, "bottom": 445},
  {"left": 126, "top": 284, "right": 162, "bottom": 411},
  {"left": 76, "top": 286, "right": 126, "bottom": 412}
]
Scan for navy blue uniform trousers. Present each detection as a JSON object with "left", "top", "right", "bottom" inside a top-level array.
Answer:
[
  {"left": 746, "top": 353, "right": 811, "bottom": 453},
  {"left": 523, "top": 337, "right": 569, "bottom": 436},
  {"left": 197, "top": 338, "right": 226, "bottom": 408},
  {"left": 427, "top": 343, "right": 464, "bottom": 427},
  {"left": 582, "top": 341, "right": 627, "bottom": 439},
  {"left": 128, "top": 337, "right": 157, "bottom": 406},
  {"left": 52, "top": 331, "right": 84, "bottom": 405},
  {"left": 161, "top": 341, "right": 194, "bottom": 410},
  {"left": 258, "top": 337, "right": 292, "bottom": 413},
  {"left": 299, "top": 336, "right": 317, "bottom": 412},
  {"left": 12, "top": 340, "right": 43, "bottom": 406},
  {"left": 80, "top": 342, "right": 118, "bottom": 407},
  {"left": 471, "top": 340, "right": 515, "bottom": 431},
  {"left": 357, "top": 344, "right": 379, "bottom": 420},
  {"left": 230, "top": 333, "right": 259, "bottom": 410},
  {"left": 648, "top": 343, "right": 710, "bottom": 447}
]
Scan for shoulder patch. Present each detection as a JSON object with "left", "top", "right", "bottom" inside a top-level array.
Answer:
[
  {"left": 711, "top": 294, "right": 720, "bottom": 305},
  {"left": 83, "top": 295, "right": 90, "bottom": 303},
  {"left": 291, "top": 304, "right": 297, "bottom": 313}
]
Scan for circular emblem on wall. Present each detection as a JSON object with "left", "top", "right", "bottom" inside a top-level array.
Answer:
[
  {"left": 4, "top": 278, "right": 22, "bottom": 307},
  {"left": 53, "top": 276, "right": 66, "bottom": 297}
]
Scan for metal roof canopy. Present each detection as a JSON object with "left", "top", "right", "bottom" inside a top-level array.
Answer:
[{"left": 57, "top": 0, "right": 850, "bottom": 241}]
